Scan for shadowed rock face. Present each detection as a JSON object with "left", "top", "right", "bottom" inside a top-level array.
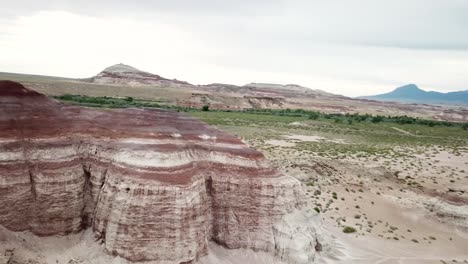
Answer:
[{"left": 0, "top": 80, "right": 328, "bottom": 263}]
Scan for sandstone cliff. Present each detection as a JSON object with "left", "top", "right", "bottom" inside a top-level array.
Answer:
[{"left": 0, "top": 81, "right": 329, "bottom": 263}]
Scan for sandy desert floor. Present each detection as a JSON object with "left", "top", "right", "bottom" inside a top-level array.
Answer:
[{"left": 238, "top": 122, "right": 468, "bottom": 264}]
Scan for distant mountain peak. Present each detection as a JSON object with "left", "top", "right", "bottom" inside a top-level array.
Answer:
[
  {"left": 358, "top": 84, "right": 468, "bottom": 105},
  {"left": 394, "top": 84, "right": 421, "bottom": 92}
]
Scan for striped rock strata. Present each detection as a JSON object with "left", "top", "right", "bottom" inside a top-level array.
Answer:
[{"left": 0, "top": 81, "right": 328, "bottom": 263}]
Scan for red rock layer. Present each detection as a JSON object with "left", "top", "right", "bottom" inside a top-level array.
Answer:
[{"left": 0, "top": 81, "right": 325, "bottom": 263}]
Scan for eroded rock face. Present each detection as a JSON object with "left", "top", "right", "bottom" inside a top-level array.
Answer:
[
  {"left": 0, "top": 81, "right": 327, "bottom": 263},
  {"left": 92, "top": 63, "right": 191, "bottom": 87},
  {"left": 425, "top": 198, "right": 468, "bottom": 231}
]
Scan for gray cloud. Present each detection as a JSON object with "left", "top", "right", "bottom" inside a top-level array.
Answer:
[{"left": 4, "top": 0, "right": 468, "bottom": 50}]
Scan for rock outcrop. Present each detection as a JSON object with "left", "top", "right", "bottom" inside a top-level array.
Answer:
[
  {"left": 424, "top": 196, "right": 468, "bottom": 231},
  {"left": 0, "top": 81, "right": 328, "bottom": 263},
  {"left": 92, "top": 63, "right": 191, "bottom": 87}
]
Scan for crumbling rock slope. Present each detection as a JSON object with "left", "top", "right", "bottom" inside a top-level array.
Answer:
[{"left": 0, "top": 81, "right": 328, "bottom": 263}]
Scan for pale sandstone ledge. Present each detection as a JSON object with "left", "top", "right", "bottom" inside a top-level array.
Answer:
[{"left": 0, "top": 81, "right": 332, "bottom": 263}]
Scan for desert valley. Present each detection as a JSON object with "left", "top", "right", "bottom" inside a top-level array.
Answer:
[{"left": 0, "top": 64, "right": 467, "bottom": 264}]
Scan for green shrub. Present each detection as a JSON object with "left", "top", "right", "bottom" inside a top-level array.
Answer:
[
  {"left": 342, "top": 226, "right": 356, "bottom": 233},
  {"left": 308, "top": 112, "right": 320, "bottom": 120},
  {"left": 371, "top": 116, "right": 384, "bottom": 123}
]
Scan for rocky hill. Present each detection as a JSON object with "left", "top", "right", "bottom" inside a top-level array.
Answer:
[
  {"left": 91, "top": 63, "right": 338, "bottom": 98},
  {"left": 198, "top": 82, "right": 341, "bottom": 99},
  {"left": 244, "top": 83, "right": 343, "bottom": 97},
  {"left": 91, "top": 63, "right": 191, "bottom": 87},
  {"left": 0, "top": 80, "right": 330, "bottom": 263}
]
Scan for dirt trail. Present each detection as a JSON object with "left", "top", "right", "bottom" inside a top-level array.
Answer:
[{"left": 391, "top": 127, "right": 415, "bottom": 136}]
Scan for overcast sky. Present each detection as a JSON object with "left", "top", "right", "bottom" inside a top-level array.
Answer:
[{"left": 1, "top": 0, "right": 468, "bottom": 96}]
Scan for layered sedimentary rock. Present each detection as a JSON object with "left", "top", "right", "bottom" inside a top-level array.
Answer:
[
  {"left": 425, "top": 197, "right": 468, "bottom": 231},
  {"left": 92, "top": 63, "right": 190, "bottom": 87},
  {"left": 0, "top": 81, "right": 327, "bottom": 263}
]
